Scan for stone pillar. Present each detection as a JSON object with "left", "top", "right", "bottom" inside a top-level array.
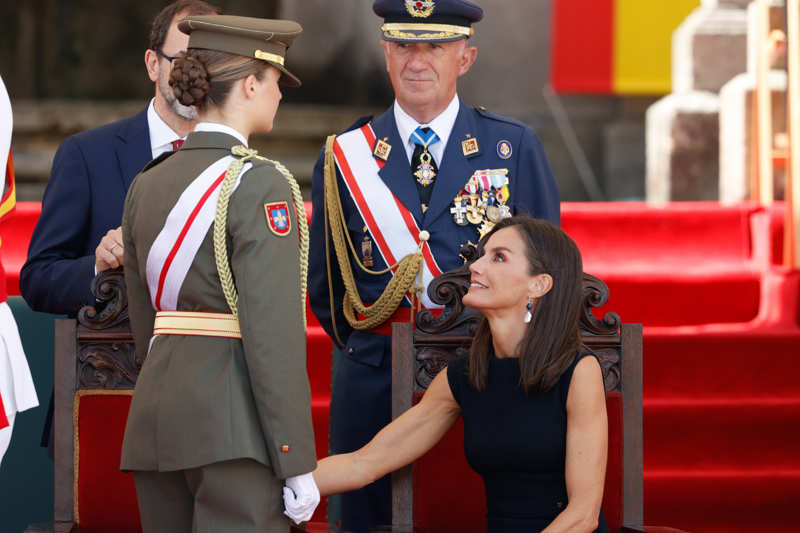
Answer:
[
  {"left": 646, "top": 0, "right": 750, "bottom": 201},
  {"left": 673, "top": 3, "right": 748, "bottom": 93},
  {"left": 647, "top": 92, "right": 720, "bottom": 201},
  {"left": 719, "top": 0, "right": 787, "bottom": 202}
]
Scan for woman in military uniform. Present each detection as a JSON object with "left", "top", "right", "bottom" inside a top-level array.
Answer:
[{"left": 120, "top": 15, "right": 318, "bottom": 533}]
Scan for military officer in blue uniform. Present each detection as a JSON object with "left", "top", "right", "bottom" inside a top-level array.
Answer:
[{"left": 307, "top": 1, "right": 561, "bottom": 531}]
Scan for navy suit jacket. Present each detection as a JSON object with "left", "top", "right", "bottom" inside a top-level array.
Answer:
[
  {"left": 21, "top": 107, "right": 152, "bottom": 315},
  {"left": 308, "top": 99, "right": 560, "bottom": 363}
]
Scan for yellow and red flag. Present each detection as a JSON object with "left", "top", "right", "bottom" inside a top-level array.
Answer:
[
  {"left": 0, "top": 151, "right": 15, "bottom": 222},
  {"left": 551, "top": 0, "right": 699, "bottom": 94}
]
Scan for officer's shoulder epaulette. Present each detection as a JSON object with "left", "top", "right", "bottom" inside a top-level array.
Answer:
[
  {"left": 141, "top": 150, "right": 176, "bottom": 172},
  {"left": 342, "top": 115, "right": 373, "bottom": 134},
  {"left": 474, "top": 106, "right": 528, "bottom": 130}
]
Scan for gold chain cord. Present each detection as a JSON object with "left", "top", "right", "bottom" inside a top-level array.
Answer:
[
  {"left": 323, "top": 135, "right": 424, "bottom": 334},
  {"left": 214, "top": 145, "right": 310, "bottom": 330}
]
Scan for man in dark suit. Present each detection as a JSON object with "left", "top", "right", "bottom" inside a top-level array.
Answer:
[
  {"left": 20, "top": 0, "right": 219, "bottom": 317},
  {"left": 20, "top": 0, "right": 219, "bottom": 454},
  {"left": 307, "top": 1, "right": 561, "bottom": 531}
]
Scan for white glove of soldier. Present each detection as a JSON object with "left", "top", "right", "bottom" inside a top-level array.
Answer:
[{"left": 283, "top": 472, "right": 320, "bottom": 524}]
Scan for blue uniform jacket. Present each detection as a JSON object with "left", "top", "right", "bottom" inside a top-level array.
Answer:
[
  {"left": 21, "top": 107, "right": 151, "bottom": 316},
  {"left": 308, "top": 99, "right": 560, "bottom": 367}
]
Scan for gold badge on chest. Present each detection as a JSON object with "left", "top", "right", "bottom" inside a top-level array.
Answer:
[
  {"left": 373, "top": 138, "right": 392, "bottom": 161},
  {"left": 462, "top": 135, "right": 479, "bottom": 157}
]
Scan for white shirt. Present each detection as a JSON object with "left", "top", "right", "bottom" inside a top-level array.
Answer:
[
  {"left": 393, "top": 94, "right": 460, "bottom": 167},
  {"left": 193, "top": 122, "right": 249, "bottom": 147},
  {"left": 147, "top": 99, "right": 184, "bottom": 159}
]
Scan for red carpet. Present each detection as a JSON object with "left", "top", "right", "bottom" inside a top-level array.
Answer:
[{"left": 2, "top": 201, "right": 798, "bottom": 531}]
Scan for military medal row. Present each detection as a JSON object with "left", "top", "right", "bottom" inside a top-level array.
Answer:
[{"left": 451, "top": 168, "right": 511, "bottom": 238}]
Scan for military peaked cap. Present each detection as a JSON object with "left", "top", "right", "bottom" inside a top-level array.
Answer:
[
  {"left": 374, "top": 0, "right": 483, "bottom": 42},
  {"left": 178, "top": 15, "right": 303, "bottom": 87}
]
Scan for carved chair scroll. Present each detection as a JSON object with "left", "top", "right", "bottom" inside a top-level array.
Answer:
[
  {"left": 54, "top": 268, "right": 142, "bottom": 533},
  {"left": 389, "top": 248, "right": 684, "bottom": 533}
]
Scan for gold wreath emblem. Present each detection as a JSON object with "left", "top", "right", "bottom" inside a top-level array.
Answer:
[{"left": 405, "top": 0, "right": 435, "bottom": 18}]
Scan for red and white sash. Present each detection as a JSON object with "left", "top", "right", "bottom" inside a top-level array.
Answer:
[
  {"left": 146, "top": 156, "right": 250, "bottom": 311},
  {"left": 333, "top": 124, "right": 444, "bottom": 309}
]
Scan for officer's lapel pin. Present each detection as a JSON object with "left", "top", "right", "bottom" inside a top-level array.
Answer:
[
  {"left": 462, "top": 134, "right": 479, "bottom": 157},
  {"left": 361, "top": 226, "right": 374, "bottom": 267},
  {"left": 497, "top": 140, "right": 513, "bottom": 160},
  {"left": 374, "top": 138, "right": 392, "bottom": 161}
]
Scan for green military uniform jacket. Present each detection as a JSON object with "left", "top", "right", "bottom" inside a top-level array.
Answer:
[{"left": 119, "top": 130, "right": 316, "bottom": 480}]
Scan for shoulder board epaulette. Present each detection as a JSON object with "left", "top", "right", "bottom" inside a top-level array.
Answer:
[
  {"left": 474, "top": 106, "right": 527, "bottom": 129},
  {"left": 142, "top": 150, "right": 176, "bottom": 172},
  {"left": 342, "top": 115, "right": 373, "bottom": 134}
]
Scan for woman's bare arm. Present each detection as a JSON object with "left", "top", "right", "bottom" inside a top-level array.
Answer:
[
  {"left": 543, "top": 356, "right": 608, "bottom": 533},
  {"left": 313, "top": 368, "right": 461, "bottom": 496}
]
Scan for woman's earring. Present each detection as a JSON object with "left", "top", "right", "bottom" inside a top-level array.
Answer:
[{"left": 524, "top": 296, "right": 533, "bottom": 324}]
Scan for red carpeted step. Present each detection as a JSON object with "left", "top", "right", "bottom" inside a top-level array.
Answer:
[
  {"left": 644, "top": 470, "right": 800, "bottom": 533},
  {"left": 593, "top": 274, "right": 760, "bottom": 326},
  {"left": 563, "top": 202, "right": 763, "bottom": 327},
  {"left": 562, "top": 202, "right": 760, "bottom": 267},
  {"left": 642, "top": 328, "right": 800, "bottom": 398},
  {"left": 644, "top": 399, "right": 800, "bottom": 470}
]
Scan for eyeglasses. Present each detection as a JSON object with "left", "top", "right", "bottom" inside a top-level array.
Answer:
[{"left": 156, "top": 49, "right": 180, "bottom": 62}]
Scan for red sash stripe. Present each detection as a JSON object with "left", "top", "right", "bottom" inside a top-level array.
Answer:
[
  {"left": 333, "top": 139, "right": 399, "bottom": 266},
  {"left": 360, "top": 125, "right": 386, "bottom": 170},
  {"left": 154, "top": 171, "right": 226, "bottom": 310}
]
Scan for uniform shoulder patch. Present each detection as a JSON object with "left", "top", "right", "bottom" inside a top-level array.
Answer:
[
  {"left": 265, "top": 201, "right": 292, "bottom": 236},
  {"left": 142, "top": 150, "right": 176, "bottom": 172},
  {"left": 474, "top": 106, "right": 527, "bottom": 129},
  {"left": 343, "top": 115, "right": 373, "bottom": 134}
]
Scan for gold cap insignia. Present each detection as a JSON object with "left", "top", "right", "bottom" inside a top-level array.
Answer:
[{"left": 406, "top": 0, "right": 435, "bottom": 18}]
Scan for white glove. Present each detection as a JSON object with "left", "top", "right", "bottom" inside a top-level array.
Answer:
[{"left": 283, "top": 472, "right": 320, "bottom": 524}]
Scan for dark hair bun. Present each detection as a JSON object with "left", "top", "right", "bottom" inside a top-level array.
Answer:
[{"left": 169, "top": 50, "right": 210, "bottom": 106}]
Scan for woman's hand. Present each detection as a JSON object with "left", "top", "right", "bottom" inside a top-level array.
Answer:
[
  {"left": 282, "top": 471, "right": 320, "bottom": 524},
  {"left": 312, "top": 369, "right": 461, "bottom": 496}
]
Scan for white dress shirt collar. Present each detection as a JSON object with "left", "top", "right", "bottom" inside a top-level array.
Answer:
[
  {"left": 193, "top": 122, "right": 249, "bottom": 147},
  {"left": 393, "top": 94, "right": 460, "bottom": 166},
  {"left": 147, "top": 98, "right": 183, "bottom": 159}
]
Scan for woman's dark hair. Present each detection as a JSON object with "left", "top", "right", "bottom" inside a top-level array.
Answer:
[
  {"left": 467, "top": 216, "right": 584, "bottom": 394},
  {"left": 169, "top": 49, "right": 270, "bottom": 111}
]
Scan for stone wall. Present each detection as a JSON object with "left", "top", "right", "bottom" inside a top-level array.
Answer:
[{"left": 4, "top": 0, "right": 650, "bottom": 203}]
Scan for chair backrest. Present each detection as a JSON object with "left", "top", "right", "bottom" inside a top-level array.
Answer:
[
  {"left": 54, "top": 269, "right": 142, "bottom": 533},
  {"left": 390, "top": 252, "right": 643, "bottom": 533}
]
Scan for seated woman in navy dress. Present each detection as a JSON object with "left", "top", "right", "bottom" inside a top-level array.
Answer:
[{"left": 285, "top": 216, "right": 609, "bottom": 533}]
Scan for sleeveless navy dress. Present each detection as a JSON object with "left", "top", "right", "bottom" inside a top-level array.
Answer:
[{"left": 447, "top": 351, "right": 609, "bottom": 533}]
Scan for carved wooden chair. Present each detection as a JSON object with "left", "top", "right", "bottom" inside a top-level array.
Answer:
[
  {"left": 387, "top": 248, "right": 688, "bottom": 533},
  {"left": 53, "top": 269, "right": 142, "bottom": 533}
]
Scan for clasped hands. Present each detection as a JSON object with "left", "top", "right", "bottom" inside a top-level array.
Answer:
[
  {"left": 95, "top": 226, "right": 124, "bottom": 272},
  {"left": 283, "top": 472, "right": 320, "bottom": 524}
]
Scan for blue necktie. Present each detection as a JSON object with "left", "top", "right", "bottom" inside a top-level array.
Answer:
[
  {"left": 410, "top": 126, "right": 440, "bottom": 150},
  {"left": 410, "top": 127, "right": 440, "bottom": 212}
]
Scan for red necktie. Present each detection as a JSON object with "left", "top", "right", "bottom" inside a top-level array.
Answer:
[{"left": 172, "top": 139, "right": 184, "bottom": 151}]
